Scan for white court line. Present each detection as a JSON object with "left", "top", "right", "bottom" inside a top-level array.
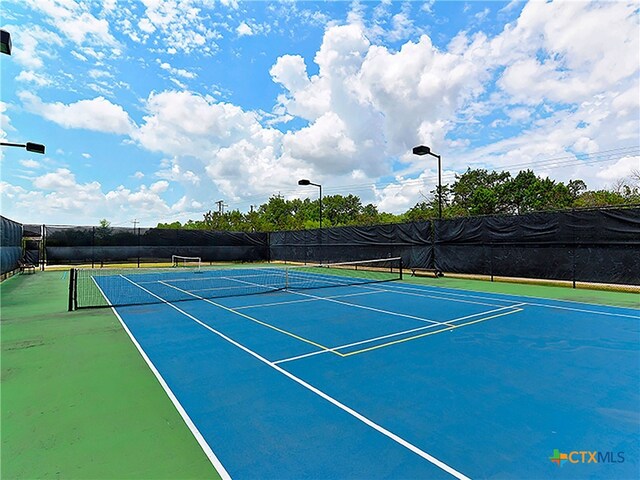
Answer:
[
  {"left": 366, "top": 282, "right": 518, "bottom": 305},
  {"left": 378, "top": 282, "right": 639, "bottom": 319},
  {"left": 222, "top": 276, "right": 449, "bottom": 327},
  {"left": 120, "top": 275, "right": 471, "bottom": 480},
  {"left": 283, "top": 288, "right": 450, "bottom": 326},
  {"left": 358, "top": 283, "right": 508, "bottom": 308},
  {"left": 233, "top": 290, "right": 383, "bottom": 310},
  {"left": 104, "top": 276, "right": 231, "bottom": 479},
  {"left": 160, "top": 281, "right": 334, "bottom": 353},
  {"left": 273, "top": 303, "right": 527, "bottom": 365}
]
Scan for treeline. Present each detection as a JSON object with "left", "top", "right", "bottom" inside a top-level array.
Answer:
[{"left": 157, "top": 168, "right": 640, "bottom": 232}]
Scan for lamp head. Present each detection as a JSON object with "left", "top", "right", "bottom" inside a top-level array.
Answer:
[
  {"left": 1, "top": 30, "right": 11, "bottom": 56},
  {"left": 412, "top": 145, "right": 431, "bottom": 156},
  {"left": 26, "top": 142, "right": 45, "bottom": 154},
  {"left": 298, "top": 179, "right": 311, "bottom": 186}
]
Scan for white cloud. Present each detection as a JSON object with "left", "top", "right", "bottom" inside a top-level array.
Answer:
[
  {"left": 374, "top": 171, "right": 439, "bottom": 214},
  {"left": 16, "top": 70, "right": 52, "bottom": 86},
  {"left": 135, "top": 0, "right": 222, "bottom": 55},
  {"left": 19, "top": 91, "right": 134, "bottom": 135},
  {"left": 138, "top": 18, "right": 156, "bottom": 34},
  {"left": 133, "top": 90, "right": 260, "bottom": 156},
  {"left": 0, "top": 102, "right": 15, "bottom": 141},
  {"left": 88, "top": 68, "right": 113, "bottom": 79},
  {"left": 236, "top": 22, "right": 253, "bottom": 37},
  {"left": 1, "top": 168, "right": 180, "bottom": 225},
  {"left": 25, "top": 0, "right": 119, "bottom": 47},
  {"left": 150, "top": 180, "right": 169, "bottom": 193},
  {"left": 33, "top": 168, "right": 77, "bottom": 189},
  {"left": 270, "top": 55, "right": 311, "bottom": 94},
  {"left": 70, "top": 50, "right": 88, "bottom": 61},
  {"left": 282, "top": 112, "right": 362, "bottom": 175},
  {"left": 105, "top": 184, "right": 171, "bottom": 216},
  {"left": 20, "top": 159, "right": 41, "bottom": 169},
  {"left": 596, "top": 156, "right": 640, "bottom": 183},
  {"left": 7, "top": 25, "right": 64, "bottom": 70},
  {"left": 158, "top": 61, "right": 197, "bottom": 79},
  {"left": 155, "top": 158, "right": 200, "bottom": 185},
  {"left": 81, "top": 153, "right": 92, "bottom": 158}
]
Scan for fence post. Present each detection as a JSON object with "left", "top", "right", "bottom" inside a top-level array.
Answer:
[
  {"left": 137, "top": 226, "right": 141, "bottom": 268},
  {"left": 42, "top": 224, "right": 47, "bottom": 270},
  {"left": 68, "top": 268, "right": 76, "bottom": 311},
  {"left": 571, "top": 210, "right": 577, "bottom": 288},
  {"left": 490, "top": 242, "right": 494, "bottom": 282},
  {"left": 431, "top": 219, "right": 437, "bottom": 273},
  {"left": 91, "top": 226, "right": 95, "bottom": 268}
]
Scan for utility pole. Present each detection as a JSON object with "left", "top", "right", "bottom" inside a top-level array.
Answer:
[{"left": 215, "top": 200, "right": 227, "bottom": 214}]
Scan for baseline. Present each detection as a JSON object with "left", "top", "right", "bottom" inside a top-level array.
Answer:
[{"left": 375, "top": 282, "right": 639, "bottom": 319}]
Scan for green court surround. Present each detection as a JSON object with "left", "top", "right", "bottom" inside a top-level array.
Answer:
[
  {"left": 1, "top": 271, "right": 220, "bottom": 479},
  {"left": 1, "top": 269, "right": 637, "bottom": 478}
]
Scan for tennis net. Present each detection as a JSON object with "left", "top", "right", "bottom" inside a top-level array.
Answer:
[{"left": 68, "top": 257, "right": 403, "bottom": 310}]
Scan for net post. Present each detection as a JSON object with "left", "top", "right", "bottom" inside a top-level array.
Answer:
[
  {"left": 68, "top": 268, "right": 76, "bottom": 311},
  {"left": 285, "top": 265, "right": 289, "bottom": 290},
  {"left": 399, "top": 257, "right": 403, "bottom": 280},
  {"left": 91, "top": 226, "right": 95, "bottom": 268}
]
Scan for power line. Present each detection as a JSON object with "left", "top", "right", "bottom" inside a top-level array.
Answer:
[
  {"left": 194, "top": 145, "right": 639, "bottom": 214},
  {"left": 228, "top": 148, "right": 637, "bottom": 208},
  {"left": 231, "top": 145, "right": 639, "bottom": 203}
]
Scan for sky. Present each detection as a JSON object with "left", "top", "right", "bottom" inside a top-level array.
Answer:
[{"left": 0, "top": 0, "right": 638, "bottom": 227}]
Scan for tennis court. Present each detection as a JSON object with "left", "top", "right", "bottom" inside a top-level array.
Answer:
[{"left": 76, "top": 260, "right": 638, "bottom": 479}]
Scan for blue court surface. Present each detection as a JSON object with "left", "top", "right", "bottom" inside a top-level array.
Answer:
[{"left": 95, "top": 269, "right": 639, "bottom": 479}]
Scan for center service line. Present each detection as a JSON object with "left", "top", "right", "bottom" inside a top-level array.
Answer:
[{"left": 121, "top": 275, "right": 471, "bottom": 480}]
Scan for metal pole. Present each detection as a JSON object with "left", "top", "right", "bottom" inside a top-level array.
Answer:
[
  {"left": 437, "top": 154, "right": 442, "bottom": 219},
  {"left": 137, "top": 226, "right": 141, "bottom": 268},
  {"left": 91, "top": 226, "right": 95, "bottom": 268},
  {"left": 38, "top": 223, "right": 47, "bottom": 272},
  {"left": 319, "top": 184, "right": 322, "bottom": 230},
  {"left": 68, "top": 268, "right": 75, "bottom": 311}
]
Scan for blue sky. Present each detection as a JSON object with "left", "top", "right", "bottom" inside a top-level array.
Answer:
[{"left": 1, "top": 0, "right": 638, "bottom": 226}]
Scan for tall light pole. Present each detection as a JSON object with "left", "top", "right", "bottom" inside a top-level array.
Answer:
[
  {"left": 298, "top": 179, "right": 322, "bottom": 229},
  {"left": 1, "top": 31, "right": 46, "bottom": 155},
  {"left": 413, "top": 145, "right": 442, "bottom": 219}
]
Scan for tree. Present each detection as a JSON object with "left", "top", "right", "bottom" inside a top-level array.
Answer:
[
  {"left": 358, "top": 203, "right": 380, "bottom": 225},
  {"left": 322, "top": 194, "right": 363, "bottom": 226},
  {"left": 157, "top": 221, "right": 183, "bottom": 229},
  {"left": 469, "top": 187, "right": 498, "bottom": 215},
  {"left": 260, "top": 195, "right": 295, "bottom": 231},
  {"left": 574, "top": 190, "right": 627, "bottom": 208},
  {"left": 153, "top": 166, "right": 636, "bottom": 233},
  {"left": 451, "top": 168, "right": 511, "bottom": 215},
  {"left": 95, "top": 218, "right": 113, "bottom": 244},
  {"left": 567, "top": 179, "right": 587, "bottom": 200},
  {"left": 404, "top": 201, "right": 435, "bottom": 221}
]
